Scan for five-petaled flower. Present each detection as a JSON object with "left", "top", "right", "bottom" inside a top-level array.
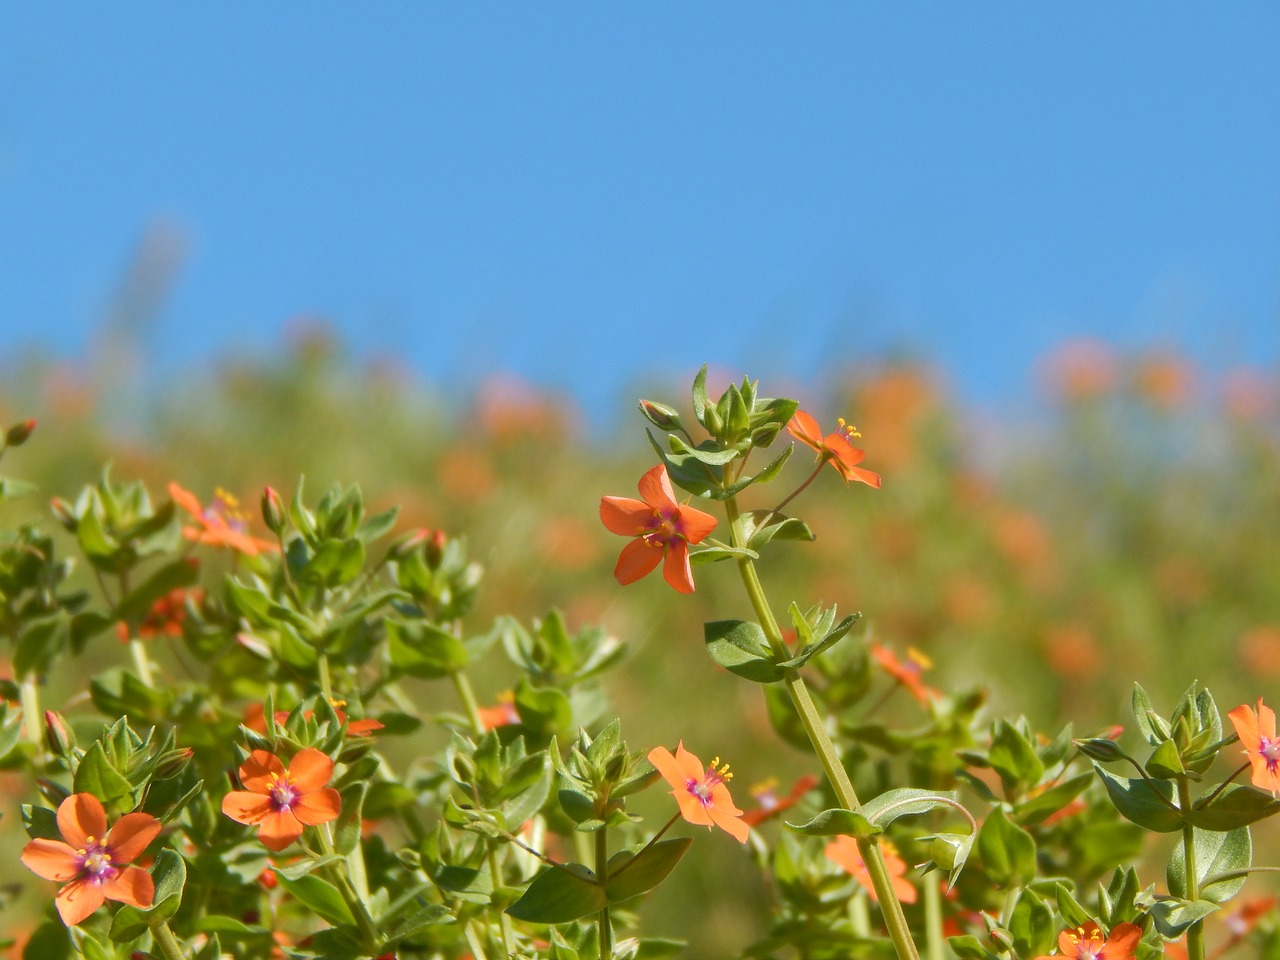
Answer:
[
  {"left": 870, "top": 644, "right": 939, "bottom": 704},
  {"left": 824, "top": 835, "right": 917, "bottom": 903},
  {"left": 20, "top": 793, "right": 161, "bottom": 926},
  {"left": 787, "top": 410, "right": 882, "bottom": 488},
  {"left": 600, "top": 464, "right": 717, "bottom": 594},
  {"left": 1033, "top": 922, "right": 1142, "bottom": 960},
  {"left": 1228, "top": 699, "right": 1280, "bottom": 793},
  {"left": 648, "top": 742, "right": 749, "bottom": 842},
  {"left": 170, "top": 482, "right": 278, "bottom": 556},
  {"left": 222, "top": 748, "right": 342, "bottom": 851}
]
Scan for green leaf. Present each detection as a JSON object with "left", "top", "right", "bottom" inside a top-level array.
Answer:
[
  {"left": 1149, "top": 897, "right": 1220, "bottom": 938},
  {"left": 72, "top": 742, "right": 135, "bottom": 812},
  {"left": 116, "top": 559, "right": 199, "bottom": 624},
  {"left": 1016, "top": 773, "right": 1093, "bottom": 826},
  {"left": 742, "top": 510, "right": 814, "bottom": 553},
  {"left": 1188, "top": 784, "right": 1280, "bottom": 831},
  {"left": 1093, "top": 763, "right": 1182, "bottom": 832},
  {"left": 13, "top": 615, "right": 69, "bottom": 680},
  {"left": 989, "top": 720, "right": 1044, "bottom": 789},
  {"left": 387, "top": 620, "right": 470, "bottom": 678},
  {"left": 333, "top": 782, "right": 368, "bottom": 856},
  {"left": 860, "top": 788, "right": 961, "bottom": 830},
  {"left": 786, "top": 807, "right": 878, "bottom": 839},
  {"left": 604, "top": 838, "right": 693, "bottom": 902},
  {"left": 688, "top": 543, "right": 759, "bottom": 564},
  {"left": 703, "top": 619, "right": 784, "bottom": 683},
  {"left": 1146, "top": 739, "right": 1185, "bottom": 779},
  {"left": 1132, "top": 683, "right": 1171, "bottom": 745},
  {"left": 276, "top": 873, "right": 355, "bottom": 925},
  {"left": 506, "top": 863, "right": 606, "bottom": 923},
  {"left": 976, "top": 806, "right": 1036, "bottom": 886},
  {"left": 776, "top": 614, "right": 862, "bottom": 669},
  {"left": 1169, "top": 827, "right": 1251, "bottom": 905},
  {"left": 691, "top": 364, "right": 709, "bottom": 428},
  {"left": 1008, "top": 887, "right": 1056, "bottom": 960},
  {"left": 149, "top": 848, "right": 188, "bottom": 919},
  {"left": 668, "top": 434, "right": 742, "bottom": 466}
]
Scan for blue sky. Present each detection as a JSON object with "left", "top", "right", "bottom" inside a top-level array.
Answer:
[{"left": 2, "top": 5, "right": 1277, "bottom": 422}]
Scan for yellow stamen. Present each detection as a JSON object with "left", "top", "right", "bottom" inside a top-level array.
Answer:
[
  {"left": 837, "top": 418, "right": 862, "bottom": 439},
  {"left": 906, "top": 647, "right": 933, "bottom": 670}
]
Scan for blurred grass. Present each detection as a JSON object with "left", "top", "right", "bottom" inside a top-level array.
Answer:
[{"left": 1, "top": 326, "right": 1278, "bottom": 953}]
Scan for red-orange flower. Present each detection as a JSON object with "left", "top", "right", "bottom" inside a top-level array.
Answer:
[
  {"left": 1228, "top": 700, "right": 1280, "bottom": 793},
  {"left": 477, "top": 691, "right": 521, "bottom": 730},
  {"left": 648, "top": 743, "right": 749, "bottom": 842},
  {"left": 242, "top": 702, "right": 382, "bottom": 737},
  {"left": 870, "top": 644, "right": 938, "bottom": 703},
  {"left": 787, "top": 410, "right": 881, "bottom": 488},
  {"left": 1034, "top": 922, "right": 1141, "bottom": 960},
  {"left": 169, "top": 482, "right": 278, "bottom": 556},
  {"left": 741, "top": 774, "right": 821, "bottom": 827},
  {"left": 824, "top": 835, "right": 917, "bottom": 903},
  {"left": 222, "top": 748, "right": 341, "bottom": 851},
  {"left": 600, "top": 465, "right": 717, "bottom": 594},
  {"left": 20, "top": 793, "right": 161, "bottom": 926}
]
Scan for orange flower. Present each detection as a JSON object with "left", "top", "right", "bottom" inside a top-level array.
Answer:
[
  {"left": 599, "top": 465, "right": 717, "bottom": 594},
  {"left": 824, "top": 835, "right": 917, "bottom": 903},
  {"left": 20, "top": 793, "right": 161, "bottom": 926},
  {"left": 787, "top": 410, "right": 881, "bottom": 488},
  {"left": 222, "top": 748, "right": 341, "bottom": 851},
  {"left": 242, "top": 702, "right": 383, "bottom": 737},
  {"left": 477, "top": 691, "right": 521, "bottom": 730},
  {"left": 115, "top": 585, "right": 203, "bottom": 643},
  {"left": 741, "top": 774, "right": 820, "bottom": 827},
  {"left": 1228, "top": 700, "right": 1280, "bottom": 793},
  {"left": 169, "top": 483, "right": 277, "bottom": 555},
  {"left": 870, "top": 644, "right": 938, "bottom": 703},
  {"left": 647, "top": 743, "right": 749, "bottom": 842},
  {"left": 1034, "top": 922, "right": 1141, "bottom": 960}
]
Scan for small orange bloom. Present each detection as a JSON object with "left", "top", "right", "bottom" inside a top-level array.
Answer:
[
  {"left": 648, "top": 743, "right": 749, "bottom": 842},
  {"left": 169, "top": 483, "right": 278, "bottom": 556},
  {"left": 242, "top": 702, "right": 383, "bottom": 737},
  {"left": 222, "top": 748, "right": 341, "bottom": 851},
  {"left": 477, "top": 691, "right": 521, "bottom": 730},
  {"left": 1228, "top": 700, "right": 1280, "bottom": 793},
  {"left": 825, "top": 835, "right": 917, "bottom": 903},
  {"left": 1034, "top": 922, "right": 1141, "bottom": 960},
  {"left": 741, "top": 774, "right": 820, "bottom": 827},
  {"left": 600, "top": 465, "right": 718, "bottom": 594},
  {"left": 115, "top": 585, "right": 203, "bottom": 643},
  {"left": 787, "top": 410, "right": 881, "bottom": 488},
  {"left": 20, "top": 793, "right": 161, "bottom": 926},
  {"left": 870, "top": 644, "right": 938, "bottom": 703}
]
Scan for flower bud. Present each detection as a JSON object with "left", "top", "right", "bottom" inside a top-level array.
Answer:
[
  {"left": 638, "top": 398, "right": 683, "bottom": 432},
  {"left": 4, "top": 418, "right": 36, "bottom": 447},
  {"left": 261, "top": 486, "right": 285, "bottom": 535},
  {"left": 44, "top": 710, "right": 75, "bottom": 758},
  {"left": 154, "top": 747, "right": 195, "bottom": 779},
  {"left": 1074, "top": 737, "right": 1127, "bottom": 762},
  {"left": 48, "top": 497, "right": 77, "bottom": 531}
]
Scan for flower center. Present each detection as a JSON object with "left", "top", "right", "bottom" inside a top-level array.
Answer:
[
  {"left": 686, "top": 757, "right": 733, "bottom": 809},
  {"left": 644, "top": 509, "right": 680, "bottom": 545},
  {"left": 836, "top": 418, "right": 862, "bottom": 442},
  {"left": 269, "top": 774, "right": 300, "bottom": 812},
  {"left": 206, "top": 487, "right": 251, "bottom": 533},
  {"left": 1260, "top": 737, "right": 1280, "bottom": 770},
  {"left": 77, "top": 837, "right": 118, "bottom": 885}
]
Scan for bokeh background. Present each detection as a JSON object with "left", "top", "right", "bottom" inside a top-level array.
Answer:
[{"left": 2, "top": 5, "right": 1279, "bottom": 955}]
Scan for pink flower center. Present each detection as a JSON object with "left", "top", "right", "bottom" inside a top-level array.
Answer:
[
  {"left": 269, "top": 776, "right": 300, "bottom": 812},
  {"left": 643, "top": 509, "right": 680, "bottom": 546},
  {"left": 1259, "top": 737, "right": 1280, "bottom": 771},
  {"left": 205, "top": 488, "right": 250, "bottom": 533},
  {"left": 77, "top": 837, "right": 118, "bottom": 886},
  {"left": 684, "top": 759, "right": 732, "bottom": 809}
]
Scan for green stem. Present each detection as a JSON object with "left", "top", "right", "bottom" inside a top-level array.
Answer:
[
  {"left": 487, "top": 849, "right": 515, "bottom": 958},
  {"left": 129, "top": 637, "right": 155, "bottom": 687},
  {"left": 317, "top": 652, "right": 334, "bottom": 703},
  {"left": 149, "top": 920, "right": 187, "bottom": 960},
  {"left": 923, "top": 876, "right": 944, "bottom": 960},
  {"left": 596, "top": 828, "right": 614, "bottom": 960},
  {"left": 452, "top": 669, "right": 485, "bottom": 736},
  {"left": 18, "top": 672, "right": 42, "bottom": 748},
  {"left": 318, "top": 825, "right": 380, "bottom": 947},
  {"left": 1179, "top": 778, "right": 1206, "bottom": 960},
  {"left": 723, "top": 492, "right": 921, "bottom": 960}
]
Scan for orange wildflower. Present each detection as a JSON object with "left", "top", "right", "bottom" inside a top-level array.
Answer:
[
  {"left": 20, "top": 793, "right": 161, "bottom": 926},
  {"left": 477, "top": 691, "right": 521, "bottom": 730},
  {"left": 741, "top": 774, "right": 820, "bottom": 827},
  {"left": 1228, "top": 700, "right": 1280, "bottom": 793},
  {"left": 824, "top": 835, "right": 917, "bottom": 903},
  {"left": 115, "top": 585, "right": 202, "bottom": 643},
  {"left": 599, "top": 465, "right": 717, "bottom": 594},
  {"left": 787, "top": 410, "right": 881, "bottom": 488},
  {"left": 242, "top": 702, "right": 383, "bottom": 737},
  {"left": 222, "top": 748, "right": 341, "bottom": 851},
  {"left": 1034, "top": 922, "right": 1141, "bottom": 960},
  {"left": 647, "top": 743, "right": 749, "bottom": 842},
  {"left": 169, "top": 483, "right": 277, "bottom": 556},
  {"left": 870, "top": 644, "right": 938, "bottom": 703}
]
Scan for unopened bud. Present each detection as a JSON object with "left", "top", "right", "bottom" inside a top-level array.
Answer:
[
  {"left": 48, "top": 497, "right": 77, "bottom": 530},
  {"left": 389, "top": 527, "right": 431, "bottom": 560},
  {"left": 1074, "top": 737, "right": 1127, "bottom": 762},
  {"left": 638, "top": 398, "right": 683, "bottom": 432},
  {"left": 4, "top": 418, "right": 36, "bottom": 447},
  {"left": 44, "top": 710, "right": 75, "bottom": 757},
  {"left": 261, "top": 486, "right": 285, "bottom": 534},
  {"left": 154, "top": 747, "right": 195, "bottom": 779},
  {"left": 425, "top": 529, "right": 447, "bottom": 567}
]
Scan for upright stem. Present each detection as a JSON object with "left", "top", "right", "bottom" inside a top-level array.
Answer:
[
  {"left": 18, "top": 672, "right": 41, "bottom": 748},
  {"left": 452, "top": 669, "right": 485, "bottom": 735},
  {"left": 129, "top": 637, "right": 155, "bottom": 687},
  {"left": 724, "top": 493, "right": 921, "bottom": 960},
  {"left": 150, "top": 920, "right": 187, "bottom": 960},
  {"left": 596, "top": 828, "right": 614, "bottom": 960},
  {"left": 317, "top": 652, "right": 334, "bottom": 703},
  {"left": 923, "top": 877, "right": 944, "bottom": 960},
  {"left": 1179, "top": 778, "right": 1206, "bottom": 960}
]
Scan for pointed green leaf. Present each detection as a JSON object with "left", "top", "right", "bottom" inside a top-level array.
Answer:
[
  {"left": 604, "top": 838, "right": 693, "bottom": 903},
  {"left": 506, "top": 864, "right": 606, "bottom": 923}
]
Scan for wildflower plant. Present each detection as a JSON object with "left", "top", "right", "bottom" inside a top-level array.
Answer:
[{"left": 1, "top": 359, "right": 1279, "bottom": 960}]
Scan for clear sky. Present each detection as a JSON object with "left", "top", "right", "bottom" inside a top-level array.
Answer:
[{"left": 2, "top": 4, "right": 1277, "bottom": 422}]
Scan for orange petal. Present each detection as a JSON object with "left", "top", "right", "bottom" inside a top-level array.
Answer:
[
  {"left": 710, "top": 805, "right": 750, "bottom": 843},
  {"left": 104, "top": 865, "right": 155, "bottom": 909},
  {"left": 222, "top": 791, "right": 273, "bottom": 826},
  {"left": 637, "top": 464, "right": 679, "bottom": 512},
  {"left": 825, "top": 835, "right": 863, "bottom": 874},
  {"left": 613, "top": 538, "right": 663, "bottom": 585},
  {"left": 257, "top": 809, "right": 304, "bottom": 852},
  {"left": 675, "top": 502, "right": 718, "bottom": 544},
  {"left": 107, "top": 812, "right": 162, "bottom": 864},
  {"left": 599, "top": 496, "right": 653, "bottom": 536},
  {"left": 662, "top": 539, "right": 696, "bottom": 593},
  {"left": 674, "top": 790, "right": 715, "bottom": 828},
  {"left": 167, "top": 482, "right": 205, "bottom": 521},
  {"left": 1101, "top": 923, "right": 1142, "bottom": 960},
  {"left": 238, "top": 750, "right": 286, "bottom": 793},
  {"left": 294, "top": 787, "right": 341, "bottom": 826},
  {"left": 787, "top": 411, "right": 824, "bottom": 450},
  {"left": 1258, "top": 699, "right": 1278, "bottom": 740},
  {"left": 1229, "top": 704, "right": 1260, "bottom": 750},
  {"left": 287, "top": 748, "right": 335, "bottom": 793},
  {"left": 20, "top": 838, "right": 82, "bottom": 882},
  {"left": 671, "top": 742, "right": 708, "bottom": 781},
  {"left": 58, "top": 794, "right": 107, "bottom": 850},
  {"left": 647, "top": 746, "right": 687, "bottom": 791},
  {"left": 56, "top": 878, "right": 106, "bottom": 926}
]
